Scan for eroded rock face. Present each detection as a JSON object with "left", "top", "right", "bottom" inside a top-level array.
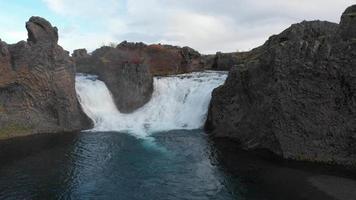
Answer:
[
  {"left": 201, "top": 51, "right": 250, "bottom": 71},
  {"left": 73, "top": 42, "right": 205, "bottom": 113},
  {"left": 26, "top": 16, "right": 59, "bottom": 44},
  {"left": 339, "top": 5, "right": 356, "bottom": 40},
  {"left": 74, "top": 45, "right": 154, "bottom": 113},
  {"left": 75, "top": 42, "right": 204, "bottom": 75},
  {"left": 206, "top": 5, "right": 356, "bottom": 166},
  {"left": 72, "top": 48, "right": 89, "bottom": 58},
  {"left": 0, "top": 17, "right": 92, "bottom": 139}
]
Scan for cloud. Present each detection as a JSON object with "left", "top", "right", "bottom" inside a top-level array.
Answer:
[
  {"left": 41, "top": 0, "right": 355, "bottom": 54},
  {"left": 42, "top": 0, "right": 122, "bottom": 17}
]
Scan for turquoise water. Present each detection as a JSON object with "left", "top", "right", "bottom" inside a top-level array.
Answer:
[
  {"left": 0, "top": 130, "right": 241, "bottom": 200},
  {"left": 1, "top": 130, "right": 354, "bottom": 200}
]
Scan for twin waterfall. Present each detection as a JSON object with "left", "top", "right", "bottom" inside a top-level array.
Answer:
[{"left": 75, "top": 71, "right": 227, "bottom": 138}]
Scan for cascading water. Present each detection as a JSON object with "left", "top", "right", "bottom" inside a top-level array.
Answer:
[{"left": 75, "top": 71, "right": 227, "bottom": 138}]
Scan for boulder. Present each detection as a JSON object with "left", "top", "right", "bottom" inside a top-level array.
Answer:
[
  {"left": 206, "top": 5, "right": 356, "bottom": 166},
  {"left": 0, "top": 17, "right": 92, "bottom": 139}
]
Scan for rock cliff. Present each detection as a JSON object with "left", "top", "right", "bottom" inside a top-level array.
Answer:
[
  {"left": 73, "top": 45, "right": 153, "bottom": 113},
  {"left": 206, "top": 5, "right": 356, "bottom": 166},
  {"left": 0, "top": 17, "right": 92, "bottom": 139}
]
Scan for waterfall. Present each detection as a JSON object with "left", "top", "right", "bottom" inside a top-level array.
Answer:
[{"left": 75, "top": 71, "right": 227, "bottom": 138}]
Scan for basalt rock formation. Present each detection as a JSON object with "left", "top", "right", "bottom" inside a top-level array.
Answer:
[
  {"left": 206, "top": 5, "right": 356, "bottom": 166},
  {"left": 73, "top": 45, "right": 154, "bottom": 113},
  {"left": 202, "top": 52, "right": 250, "bottom": 71},
  {"left": 74, "top": 41, "right": 204, "bottom": 76},
  {"left": 0, "top": 17, "right": 92, "bottom": 139},
  {"left": 73, "top": 42, "right": 206, "bottom": 113}
]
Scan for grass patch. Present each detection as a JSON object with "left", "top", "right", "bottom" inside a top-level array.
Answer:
[{"left": 0, "top": 123, "right": 33, "bottom": 139}]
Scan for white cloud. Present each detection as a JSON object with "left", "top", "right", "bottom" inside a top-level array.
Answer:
[{"left": 42, "top": 0, "right": 355, "bottom": 54}]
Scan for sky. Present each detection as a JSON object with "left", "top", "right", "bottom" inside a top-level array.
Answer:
[{"left": 0, "top": 0, "right": 354, "bottom": 54}]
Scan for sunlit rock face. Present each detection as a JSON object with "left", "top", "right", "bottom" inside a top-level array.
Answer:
[
  {"left": 206, "top": 5, "right": 356, "bottom": 166},
  {"left": 0, "top": 17, "right": 92, "bottom": 139}
]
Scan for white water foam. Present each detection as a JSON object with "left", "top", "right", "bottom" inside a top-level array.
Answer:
[{"left": 75, "top": 71, "right": 227, "bottom": 138}]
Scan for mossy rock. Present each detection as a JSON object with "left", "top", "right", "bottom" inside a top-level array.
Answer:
[
  {"left": 0, "top": 123, "right": 34, "bottom": 139},
  {"left": 344, "top": 12, "right": 356, "bottom": 17}
]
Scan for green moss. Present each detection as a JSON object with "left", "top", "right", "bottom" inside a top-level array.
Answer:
[
  {"left": 294, "top": 154, "right": 336, "bottom": 166},
  {"left": 0, "top": 123, "right": 33, "bottom": 139},
  {"left": 344, "top": 12, "right": 356, "bottom": 17}
]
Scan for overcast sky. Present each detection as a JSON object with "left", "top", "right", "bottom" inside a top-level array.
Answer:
[{"left": 0, "top": 0, "right": 354, "bottom": 54}]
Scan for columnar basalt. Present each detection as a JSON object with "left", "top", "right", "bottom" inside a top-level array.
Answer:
[{"left": 0, "top": 17, "right": 92, "bottom": 139}]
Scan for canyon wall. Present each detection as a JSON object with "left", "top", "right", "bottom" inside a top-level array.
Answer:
[{"left": 206, "top": 5, "right": 356, "bottom": 166}]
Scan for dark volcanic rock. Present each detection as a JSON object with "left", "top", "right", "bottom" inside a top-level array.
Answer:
[
  {"left": 339, "top": 5, "right": 356, "bottom": 40},
  {"left": 73, "top": 42, "right": 206, "bottom": 112},
  {"left": 120, "top": 41, "right": 204, "bottom": 75},
  {"left": 212, "top": 52, "right": 238, "bottom": 70},
  {"left": 0, "top": 17, "right": 92, "bottom": 139},
  {"left": 206, "top": 5, "right": 356, "bottom": 166},
  {"left": 202, "top": 51, "right": 250, "bottom": 71},
  {"left": 74, "top": 45, "right": 153, "bottom": 113},
  {"left": 75, "top": 41, "right": 205, "bottom": 76},
  {"left": 72, "top": 48, "right": 89, "bottom": 58}
]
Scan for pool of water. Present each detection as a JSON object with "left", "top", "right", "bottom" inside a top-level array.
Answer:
[
  {"left": 0, "top": 130, "right": 241, "bottom": 200},
  {"left": 1, "top": 130, "right": 356, "bottom": 200}
]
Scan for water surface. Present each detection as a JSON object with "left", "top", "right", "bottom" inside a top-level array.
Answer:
[{"left": 0, "top": 130, "right": 240, "bottom": 200}]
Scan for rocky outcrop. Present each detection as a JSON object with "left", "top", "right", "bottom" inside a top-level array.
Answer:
[
  {"left": 72, "top": 48, "right": 89, "bottom": 58},
  {"left": 73, "top": 42, "right": 206, "bottom": 113},
  {"left": 74, "top": 41, "right": 205, "bottom": 76},
  {"left": 206, "top": 5, "right": 356, "bottom": 166},
  {"left": 116, "top": 41, "right": 204, "bottom": 75},
  {"left": 73, "top": 45, "right": 154, "bottom": 113},
  {"left": 339, "top": 5, "right": 356, "bottom": 40},
  {"left": 0, "top": 17, "right": 92, "bottom": 139},
  {"left": 202, "top": 51, "right": 250, "bottom": 71}
]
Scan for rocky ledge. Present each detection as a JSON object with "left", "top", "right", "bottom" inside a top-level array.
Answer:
[
  {"left": 0, "top": 17, "right": 92, "bottom": 139},
  {"left": 206, "top": 5, "right": 356, "bottom": 166}
]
